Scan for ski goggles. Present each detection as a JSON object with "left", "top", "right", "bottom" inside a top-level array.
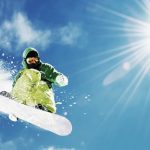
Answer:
[{"left": 26, "top": 57, "right": 39, "bottom": 64}]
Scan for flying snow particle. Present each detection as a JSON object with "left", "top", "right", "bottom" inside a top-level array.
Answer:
[
  {"left": 70, "top": 96, "right": 75, "bottom": 100},
  {"left": 84, "top": 96, "right": 88, "bottom": 99},
  {"left": 64, "top": 112, "right": 68, "bottom": 116},
  {"left": 56, "top": 102, "right": 62, "bottom": 105}
]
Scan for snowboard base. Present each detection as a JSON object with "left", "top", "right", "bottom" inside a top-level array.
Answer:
[{"left": 0, "top": 92, "right": 72, "bottom": 136}]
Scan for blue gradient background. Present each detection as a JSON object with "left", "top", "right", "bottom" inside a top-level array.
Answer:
[{"left": 0, "top": 0, "right": 150, "bottom": 150}]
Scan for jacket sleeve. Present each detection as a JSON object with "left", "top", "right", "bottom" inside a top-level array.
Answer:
[
  {"left": 40, "top": 63, "right": 61, "bottom": 84},
  {"left": 12, "top": 69, "right": 24, "bottom": 87}
]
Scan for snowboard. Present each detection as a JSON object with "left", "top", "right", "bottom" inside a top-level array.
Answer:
[{"left": 0, "top": 94, "right": 72, "bottom": 136}]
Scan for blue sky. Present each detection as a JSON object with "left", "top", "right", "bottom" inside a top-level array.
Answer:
[{"left": 1, "top": 0, "right": 150, "bottom": 150}]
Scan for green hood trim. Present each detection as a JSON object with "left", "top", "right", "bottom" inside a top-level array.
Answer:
[
  {"left": 22, "top": 47, "right": 40, "bottom": 68},
  {"left": 22, "top": 47, "right": 39, "bottom": 58}
]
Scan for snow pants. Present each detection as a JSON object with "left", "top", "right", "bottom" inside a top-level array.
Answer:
[{"left": 11, "top": 69, "right": 56, "bottom": 113}]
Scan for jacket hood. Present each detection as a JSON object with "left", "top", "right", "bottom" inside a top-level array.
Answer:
[
  {"left": 22, "top": 47, "right": 41, "bottom": 68},
  {"left": 22, "top": 47, "right": 39, "bottom": 59}
]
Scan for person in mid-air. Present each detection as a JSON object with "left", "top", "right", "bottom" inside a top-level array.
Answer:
[{"left": 11, "top": 47, "right": 68, "bottom": 113}]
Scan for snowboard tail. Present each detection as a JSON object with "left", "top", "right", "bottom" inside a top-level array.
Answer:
[{"left": 0, "top": 93, "right": 72, "bottom": 136}]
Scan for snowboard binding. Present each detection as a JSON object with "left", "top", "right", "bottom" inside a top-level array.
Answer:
[{"left": 35, "top": 104, "right": 52, "bottom": 113}]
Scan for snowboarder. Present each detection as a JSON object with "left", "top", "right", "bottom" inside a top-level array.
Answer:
[{"left": 11, "top": 47, "right": 68, "bottom": 113}]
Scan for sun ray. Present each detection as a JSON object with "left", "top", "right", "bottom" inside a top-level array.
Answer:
[
  {"left": 78, "top": 42, "right": 147, "bottom": 90},
  {"left": 85, "top": 0, "right": 150, "bottom": 144},
  {"left": 71, "top": 38, "right": 147, "bottom": 66},
  {"left": 92, "top": 3, "right": 150, "bottom": 28},
  {"left": 134, "top": 0, "right": 150, "bottom": 16},
  {"left": 99, "top": 46, "right": 150, "bottom": 122},
  {"left": 101, "top": 61, "right": 149, "bottom": 125},
  {"left": 118, "top": 59, "right": 150, "bottom": 118},
  {"left": 73, "top": 38, "right": 148, "bottom": 77},
  {"left": 81, "top": 2, "right": 150, "bottom": 74},
  {"left": 85, "top": 1, "right": 150, "bottom": 123},
  {"left": 134, "top": 83, "right": 150, "bottom": 132}
]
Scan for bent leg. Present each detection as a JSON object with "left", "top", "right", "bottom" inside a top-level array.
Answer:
[{"left": 33, "top": 86, "right": 56, "bottom": 113}]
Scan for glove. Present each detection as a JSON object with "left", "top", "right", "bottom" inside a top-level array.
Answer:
[
  {"left": 40, "top": 71, "right": 46, "bottom": 80},
  {"left": 55, "top": 74, "right": 68, "bottom": 87}
]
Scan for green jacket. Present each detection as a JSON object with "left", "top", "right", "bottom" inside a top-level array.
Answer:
[{"left": 13, "top": 48, "right": 61, "bottom": 88}]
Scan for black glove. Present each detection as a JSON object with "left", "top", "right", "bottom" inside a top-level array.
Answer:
[{"left": 40, "top": 71, "right": 46, "bottom": 80}]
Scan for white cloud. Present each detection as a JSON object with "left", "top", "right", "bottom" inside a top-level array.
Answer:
[
  {"left": 13, "top": 13, "right": 51, "bottom": 47},
  {"left": 0, "top": 12, "right": 86, "bottom": 53},
  {"left": 42, "top": 146, "right": 75, "bottom": 150},
  {"left": 0, "top": 60, "right": 12, "bottom": 92},
  {"left": 0, "top": 136, "right": 34, "bottom": 150},
  {"left": 58, "top": 22, "right": 82, "bottom": 46},
  {"left": 0, "top": 12, "right": 52, "bottom": 50},
  {"left": 0, "top": 139, "right": 17, "bottom": 150}
]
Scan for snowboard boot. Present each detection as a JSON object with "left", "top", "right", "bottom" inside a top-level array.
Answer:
[
  {"left": 35, "top": 104, "right": 46, "bottom": 111},
  {"left": 0, "top": 91, "right": 12, "bottom": 99},
  {"left": 35, "top": 104, "right": 52, "bottom": 113}
]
